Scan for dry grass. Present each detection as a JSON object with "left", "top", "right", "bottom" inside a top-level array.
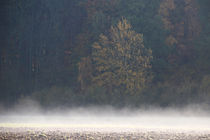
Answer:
[{"left": 0, "top": 127, "right": 210, "bottom": 140}]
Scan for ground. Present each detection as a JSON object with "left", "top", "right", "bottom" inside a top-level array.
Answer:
[{"left": 0, "top": 127, "right": 210, "bottom": 140}]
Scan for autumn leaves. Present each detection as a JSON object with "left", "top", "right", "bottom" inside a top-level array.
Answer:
[{"left": 78, "top": 18, "right": 153, "bottom": 93}]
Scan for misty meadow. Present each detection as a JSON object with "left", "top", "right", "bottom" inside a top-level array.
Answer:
[{"left": 0, "top": 0, "right": 210, "bottom": 139}]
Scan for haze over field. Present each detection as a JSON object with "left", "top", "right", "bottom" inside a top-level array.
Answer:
[
  {"left": 1, "top": 0, "right": 210, "bottom": 139},
  {"left": 1, "top": 100, "right": 210, "bottom": 132}
]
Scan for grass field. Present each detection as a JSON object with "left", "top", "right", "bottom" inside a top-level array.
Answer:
[
  {"left": 1, "top": 108, "right": 210, "bottom": 139},
  {"left": 0, "top": 125, "right": 210, "bottom": 140}
]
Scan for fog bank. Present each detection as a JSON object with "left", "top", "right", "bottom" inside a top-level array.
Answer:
[{"left": 0, "top": 99, "right": 210, "bottom": 132}]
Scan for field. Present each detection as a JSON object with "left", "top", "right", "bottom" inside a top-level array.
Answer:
[
  {"left": 1, "top": 109, "right": 210, "bottom": 139},
  {"left": 0, "top": 127, "right": 210, "bottom": 140}
]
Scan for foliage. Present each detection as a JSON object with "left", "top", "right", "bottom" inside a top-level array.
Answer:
[
  {"left": 92, "top": 18, "right": 153, "bottom": 93},
  {"left": 1, "top": 0, "right": 210, "bottom": 107},
  {"left": 78, "top": 56, "right": 92, "bottom": 91},
  {"left": 159, "top": 0, "right": 201, "bottom": 64}
]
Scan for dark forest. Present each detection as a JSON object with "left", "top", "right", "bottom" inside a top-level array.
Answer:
[{"left": 0, "top": 0, "right": 210, "bottom": 108}]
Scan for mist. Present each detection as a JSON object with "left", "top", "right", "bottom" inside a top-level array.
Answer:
[
  {"left": 1, "top": 1, "right": 210, "bottom": 139},
  {"left": 1, "top": 98, "right": 210, "bottom": 132}
]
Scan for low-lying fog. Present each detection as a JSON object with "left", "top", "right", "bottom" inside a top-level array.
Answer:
[{"left": 0, "top": 99, "right": 210, "bottom": 132}]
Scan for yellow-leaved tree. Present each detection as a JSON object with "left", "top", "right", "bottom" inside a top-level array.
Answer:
[{"left": 92, "top": 18, "right": 153, "bottom": 93}]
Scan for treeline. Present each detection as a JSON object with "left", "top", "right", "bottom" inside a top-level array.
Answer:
[{"left": 0, "top": 0, "right": 210, "bottom": 108}]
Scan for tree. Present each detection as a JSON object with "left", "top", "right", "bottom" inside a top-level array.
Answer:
[
  {"left": 78, "top": 56, "right": 93, "bottom": 91},
  {"left": 159, "top": 0, "right": 201, "bottom": 64},
  {"left": 92, "top": 18, "right": 153, "bottom": 93}
]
